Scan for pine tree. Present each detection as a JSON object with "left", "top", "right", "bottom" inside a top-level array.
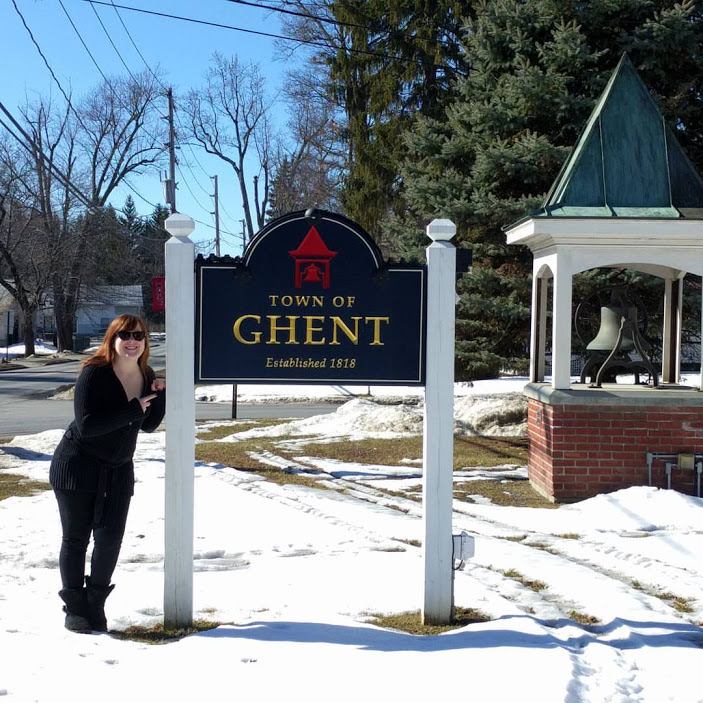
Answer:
[
  {"left": 397, "top": 0, "right": 703, "bottom": 378},
  {"left": 139, "top": 205, "right": 169, "bottom": 326},
  {"left": 327, "top": 0, "right": 473, "bottom": 241}
]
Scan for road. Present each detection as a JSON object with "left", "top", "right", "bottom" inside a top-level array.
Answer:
[{"left": 0, "top": 344, "right": 340, "bottom": 438}]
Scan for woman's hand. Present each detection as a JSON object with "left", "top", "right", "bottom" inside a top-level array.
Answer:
[
  {"left": 139, "top": 394, "right": 158, "bottom": 413},
  {"left": 151, "top": 379, "right": 166, "bottom": 392}
]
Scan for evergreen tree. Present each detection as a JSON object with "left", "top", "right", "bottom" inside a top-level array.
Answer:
[
  {"left": 397, "top": 0, "right": 703, "bottom": 378},
  {"left": 138, "top": 205, "right": 169, "bottom": 326},
  {"left": 325, "top": 0, "right": 473, "bottom": 241},
  {"left": 118, "top": 194, "right": 145, "bottom": 264}
]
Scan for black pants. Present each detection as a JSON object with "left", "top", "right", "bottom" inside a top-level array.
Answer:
[{"left": 54, "top": 487, "right": 132, "bottom": 590}]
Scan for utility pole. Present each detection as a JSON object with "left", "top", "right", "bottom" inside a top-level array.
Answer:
[
  {"left": 162, "top": 88, "right": 178, "bottom": 214},
  {"left": 211, "top": 175, "right": 220, "bottom": 256},
  {"left": 239, "top": 219, "right": 246, "bottom": 252}
]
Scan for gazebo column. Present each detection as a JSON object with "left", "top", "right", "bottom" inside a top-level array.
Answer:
[
  {"left": 530, "top": 265, "right": 549, "bottom": 383},
  {"left": 551, "top": 258, "right": 573, "bottom": 390},
  {"left": 662, "top": 275, "right": 683, "bottom": 384},
  {"left": 700, "top": 289, "right": 703, "bottom": 391}
]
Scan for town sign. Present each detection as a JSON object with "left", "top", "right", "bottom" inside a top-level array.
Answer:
[{"left": 195, "top": 209, "right": 426, "bottom": 384}]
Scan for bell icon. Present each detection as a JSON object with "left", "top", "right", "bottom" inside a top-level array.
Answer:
[{"left": 302, "top": 264, "right": 323, "bottom": 283}]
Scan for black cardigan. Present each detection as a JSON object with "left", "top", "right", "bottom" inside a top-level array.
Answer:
[{"left": 50, "top": 363, "right": 166, "bottom": 492}]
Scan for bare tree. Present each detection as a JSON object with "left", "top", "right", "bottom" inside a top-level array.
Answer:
[
  {"left": 268, "top": 64, "right": 345, "bottom": 218},
  {"left": 51, "top": 70, "right": 164, "bottom": 351},
  {"left": 264, "top": 2, "right": 347, "bottom": 217},
  {"left": 184, "top": 53, "right": 275, "bottom": 241},
  {"left": 0, "top": 96, "right": 79, "bottom": 356}
]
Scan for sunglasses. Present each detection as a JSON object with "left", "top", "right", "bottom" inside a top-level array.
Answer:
[{"left": 117, "top": 330, "right": 146, "bottom": 342}]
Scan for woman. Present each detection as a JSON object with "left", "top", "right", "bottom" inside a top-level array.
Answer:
[{"left": 50, "top": 315, "right": 165, "bottom": 633}]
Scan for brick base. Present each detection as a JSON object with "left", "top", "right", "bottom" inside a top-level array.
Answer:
[{"left": 525, "top": 383, "right": 703, "bottom": 502}]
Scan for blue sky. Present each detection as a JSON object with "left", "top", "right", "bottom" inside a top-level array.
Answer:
[{"left": 1, "top": 0, "right": 305, "bottom": 255}]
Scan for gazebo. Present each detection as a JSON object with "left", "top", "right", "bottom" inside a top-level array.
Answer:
[{"left": 505, "top": 54, "right": 703, "bottom": 502}]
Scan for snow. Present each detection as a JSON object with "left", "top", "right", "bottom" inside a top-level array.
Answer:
[
  {"left": 0, "top": 341, "right": 62, "bottom": 358},
  {"left": 2, "top": 379, "right": 703, "bottom": 702}
]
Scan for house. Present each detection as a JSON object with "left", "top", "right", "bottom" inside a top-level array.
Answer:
[
  {"left": 0, "top": 289, "right": 18, "bottom": 348},
  {"left": 75, "top": 285, "right": 144, "bottom": 335}
]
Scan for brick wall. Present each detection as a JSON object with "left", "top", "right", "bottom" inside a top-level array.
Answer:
[{"left": 527, "top": 398, "right": 703, "bottom": 502}]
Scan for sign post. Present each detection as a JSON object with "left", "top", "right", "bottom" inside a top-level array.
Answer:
[
  {"left": 422, "top": 218, "right": 456, "bottom": 625},
  {"left": 164, "top": 213, "right": 195, "bottom": 629}
]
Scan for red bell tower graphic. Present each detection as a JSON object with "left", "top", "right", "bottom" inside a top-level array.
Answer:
[{"left": 288, "top": 226, "right": 337, "bottom": 289}]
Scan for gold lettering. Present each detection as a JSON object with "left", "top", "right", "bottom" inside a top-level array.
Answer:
[
  {"left": 330, "top": 316, "right": 361, "bottom": 345},
  {"left": 237, "top": 314, "right": 391, "bottom": 347},
  {"left": 233, "top": 315, "right": 262, "bottom": 344},
  {"left": 332, "top": 296, "right": 345, "bottom": 307},
  {"left": 304, "top": 316, "right": 326, "bottom": 345},
  {"left": 268, "top": 295, "right": 279, "bottom": 306},
  {"left": 312, "top": 295, "right": 324, "bottom": 306},
  {"left": 366, "top": 316, "right": 389, "bottom": 346},
  {"left": 281, "top": 295, "right": 293, "bottom": 306},
  {"left": 267, "top": 315, "right": 299, "bottom": 344}
]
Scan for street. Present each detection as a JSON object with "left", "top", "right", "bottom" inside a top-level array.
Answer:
[{"left": 0, "top": 344, "right": 339, "bottom": 439}]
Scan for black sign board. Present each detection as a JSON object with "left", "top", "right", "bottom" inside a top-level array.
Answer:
[{"left": 195, "top": 210, "right": 426, "bottom": 384}]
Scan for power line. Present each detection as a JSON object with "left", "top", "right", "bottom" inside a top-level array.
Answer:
[
  {"left": 225, "top": 0, "right": 455, "bottom": 47},
  {"left": 89, "top": 2, "right": 138, "bottom": 81},
  {"left": 104, "top": 0, "right": 241, "bottom": 228},
  {"left": 224, "top": 0, "right": 371, "bottom": 33},
  {"left": 0, "top": 101, "right": 167, "bottom": 240},
  {"left": 125, "top": 180, "right": 238, "bottom": 238},
  {"left": 81, "top": 0, "right": 450, "bottom": 68},
  {"left": 0, "top": 101, "right": 94, "bottom": 210},
  {"left": 58, "top": 0, "right": 109, "bottom": 83},
  {"left": 10, "top": 0, "right": 78, "bottom": 119}
]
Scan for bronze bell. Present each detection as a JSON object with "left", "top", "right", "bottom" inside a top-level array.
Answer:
[{"left": 586, "top": 305, "right": 651, "bottom": 352}]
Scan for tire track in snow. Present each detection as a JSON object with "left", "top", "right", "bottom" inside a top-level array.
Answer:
[{"left": 197, "top": 461, "right": 411, "bottom": 552}]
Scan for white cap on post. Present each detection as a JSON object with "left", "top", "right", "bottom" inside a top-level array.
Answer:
[
  {"left": 165, "top": 213, "right": 195, "bottom": 241},
  {"left": 426, "top": 218, "right": 456, "bottom": 242}
]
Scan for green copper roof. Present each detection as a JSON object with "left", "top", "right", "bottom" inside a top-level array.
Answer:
[{"left": 537, "top": 54, "right": 703, "bottom": 219}]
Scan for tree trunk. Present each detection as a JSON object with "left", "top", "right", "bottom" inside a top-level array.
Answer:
[
  {"left": 22, "top": 307, "right": 36, "bottom": 357},
  {"left": 53, "top": 273, "right": 73, "bottom": 352},
  {"left": 53, "top": 222, "right": 91, "bottom": 352}
]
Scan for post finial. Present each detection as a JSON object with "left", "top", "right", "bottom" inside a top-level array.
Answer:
[
  {"left": 427, "top": 219, "right": 456, "bottom": 242},
  {"left": 165, "top": 213, "right": 195, "bottom": 240}
]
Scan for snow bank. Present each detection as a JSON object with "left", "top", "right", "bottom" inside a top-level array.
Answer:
[{"left": 454, "top": 393, "right": 527, "bottom": 436}]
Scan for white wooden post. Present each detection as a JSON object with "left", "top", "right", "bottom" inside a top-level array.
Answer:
[
  {"left": 164, "top": 213, "right": 196, "bottom": 628},
  {"left": 422, "top": 218, "right": 456, "bottom": 625},
  {"left": 551, "top": 264, "right": 573, "bottom": 390}
]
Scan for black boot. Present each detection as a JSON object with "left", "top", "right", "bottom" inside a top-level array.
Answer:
[
  {"left": 58, "top": 587, "right": 91, "bottom": 634},
  {"left": 85, "top": 577, "right": 115, "bottom": 632}
]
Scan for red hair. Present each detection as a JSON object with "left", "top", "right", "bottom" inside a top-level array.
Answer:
[{"left": 83, "top": 314, "right": 150, "bottom": 373}]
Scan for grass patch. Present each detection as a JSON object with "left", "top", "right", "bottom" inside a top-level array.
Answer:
[
  {"left": 568, "top": 610, "right": 601, "bottom": 626},
  {"left": 502, "top": 569, "right": 548, "bottom": 592},
  {"left": 630, "top": 582, "right": 695, "bottom": 613},
  {"left": 526, "top": 540, "right": 560, "bottom": 555},
  {"left": 365, "top": 607, "right": 491, "bottom": 635},
  {"left": 196, "top": 439, "right": 328, "bottom": 489},
  {"left": 196, "top": 419, "right": 288, "bottom": 441},
  {"left": 195, "top": 424, "right": 539, "bottom": 504},
  {"left": 111, "top": 619, "right": 220, "bottom": 644},
  {"left": 454, "top": 479, "right": 555, "bottom": 509},
  {"left": 657, "top": 592, "right": 695, "bottom": 613},
  {"left": 0, "top": 472, "right": 51, "bottom": 500},
  {"left": 298, "top": 435, "right": 527, "bottom": 469},
  {"left": 556, "top": 533, "right": 581, "bottom": 540},
  {"left": 394, "top": 538, "right": 421, "bottom": 548},
  {"left": 196, "top": 439, "right": 275, "bottom": 471}
]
